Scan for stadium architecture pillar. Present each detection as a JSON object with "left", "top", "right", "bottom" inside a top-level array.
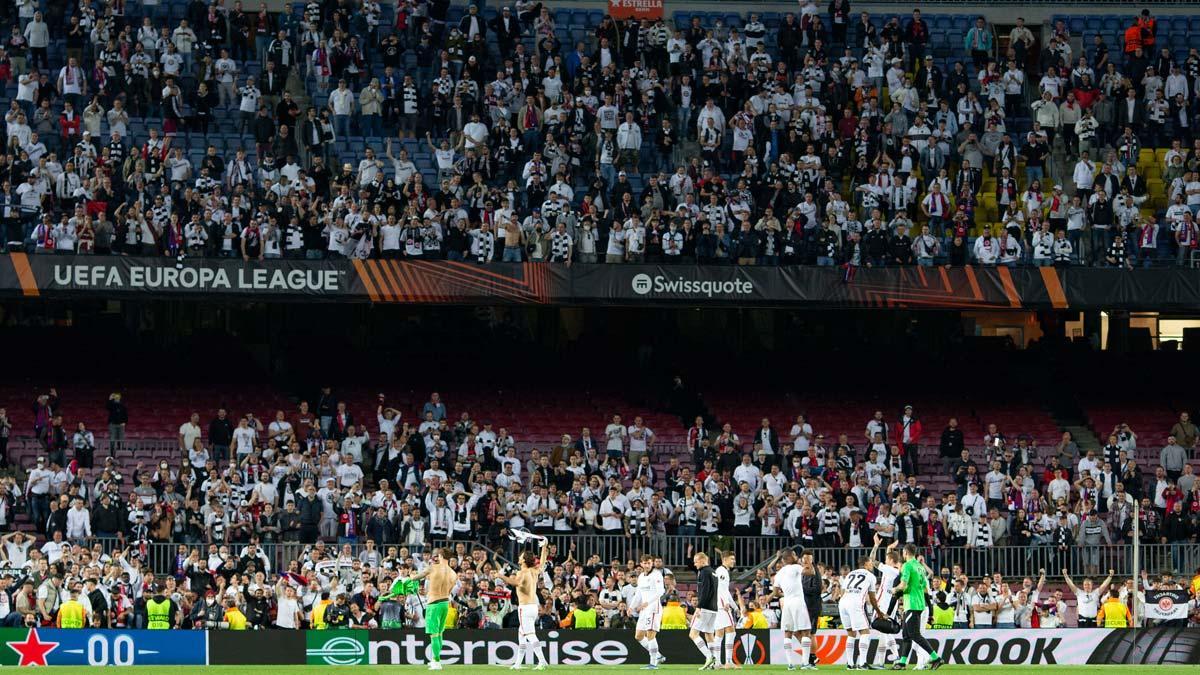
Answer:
[
  {"left": 1106, "top": 311, "right": 1132, "bottom": 353},
  {"left": 1083, "top": 311, "right": 1103, "bottom": 347}
]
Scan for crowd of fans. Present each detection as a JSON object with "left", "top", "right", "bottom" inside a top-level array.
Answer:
[
  {"left": 1, "top": 1, "right": 1200, "bottom": 267},
  {"left": 0, "top": 387, "right": 1197, "bottom": 630}
]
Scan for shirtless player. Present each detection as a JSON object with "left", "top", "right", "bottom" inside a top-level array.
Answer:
[
  {"left": 409, "top": 547, "right": 459, "bottom": 670},
  {"left": 495, "top": 536, "right": 550, "bottom": 670}
]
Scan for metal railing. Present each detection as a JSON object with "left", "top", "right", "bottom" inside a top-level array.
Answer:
[
  {"left": 81, "top": 538, "right": 510, "bottom": 579},
  {"left": 13, "top": 435, "right": 1182, "bottom": 468},
  {"left": 544, "top": 536, "right": 1200, "bottom": 578},
  {"left": 58, "top": 537, "right": 1200, "bottom": 582}
]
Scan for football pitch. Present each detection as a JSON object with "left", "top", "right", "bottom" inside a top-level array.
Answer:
[{"left": 18, "top": 666, "right": 1200, "bottom": 673}]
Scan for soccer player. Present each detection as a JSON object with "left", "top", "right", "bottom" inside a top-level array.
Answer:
[
  {"left": 495, "top": 536, "right": 550, "bottom": 670},
  {"left": 772, "top": 549, "right": 815, "bottom": 671},
  {"left": 1063, "top": 567, "right": 1114, "bottom": 628},
  {"left": 408, "top": 547, "right": 459, "bottom": 670},
  {"left": 634, "top": 554, "right": 666, "bottom": 669},
  {"left": 892, "top": 545, "right": 943, "bottom": 671},
  {"left": 800, "top": 551, "right": 823, "bottom": 666},
  {"left": 714, "top": 549, "right": 739, "bottom": 669},
  {"left": 692, "top": 551, "right": 720, "bottom": 670},
  {"left": 837, "top": 557, "right": 884, "bottom": 670},
  {"left": 871, "top": 538, "right": 903, "bottom": 666}
]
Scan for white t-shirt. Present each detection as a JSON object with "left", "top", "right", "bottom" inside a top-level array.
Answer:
[
  {"left": 627, "top": 425, "right": 653, "bottom": 453},
  {"left": 233, "top": 426, "right": 257, "bottom": 455},
  {"left": 179, "top": 422, "right": 202, "bottom": 451},
  {"left": 275, "top": 595, "right": 301, "bottom": 628},
  {"left": 268, "top": 420, "right": 293, "bottom": 443},
  {"left": 790, "top": 422, "right": 813, "bottom": 453},
  {"left": 604, "top": 423, "right": 627, "bottom": 451},
  {"left": 4, "top": 540, "right": 32, "bottom": 567},
  {"left": 329, "top": 88, "right": 354, "bottom": 115},
  {"left": 773, "top": 563, "right": 805, "bottom": 597},
  {"left": 969, "top": 590, "right": 995, "bottom": 626},
  {"left": 40, "top": 540, "right": 66, "bottom": 564},
  {"left": 606, "top": 229, "right": 626, "bottom": 257}
]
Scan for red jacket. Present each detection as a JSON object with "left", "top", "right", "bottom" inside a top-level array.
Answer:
[
  {"left": 59, "top": 113, "right": 80, "bottom": 140},
  {"left": 1075, "top": 85, "right": 1099, "bottom": 109},
  {"left": 900, "top": 417, "right": 923, "bottom": 445}
]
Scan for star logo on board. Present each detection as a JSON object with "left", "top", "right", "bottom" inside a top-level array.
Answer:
[{"left": 7, "top": 628, "right": 59, "bottom": 666}]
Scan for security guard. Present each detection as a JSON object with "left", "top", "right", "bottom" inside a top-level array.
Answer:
[
  {"left": 659, "top": 595, "right": 688, "bottom": 630},
  {"left": 311, "top": 591, "right": 331, "bottom": 629},
  {"left": 565, "top": 597, "right": 598, "bottom": 628},
  {"left": 56, "top": 589, "right": 86, "bottom": 628},
  {"left": 146, "top": 586, "right": 176, "bottom": 630},
  {"left": 1097, "top": 588, "right": 1131, "bottom": 628},
  {"left": 223, "top": 598, "right": 248, "bottom": 630},
  {"left": 930, "top": 592, "right": 955, "bottom": 629}
]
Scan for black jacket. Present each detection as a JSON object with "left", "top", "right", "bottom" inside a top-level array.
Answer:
[
  {"left": 297, "top": 494, "right": 323, "bottom": 526},
  {"left": 863, "top": 228, "right": 889, "bottom": 257},
  {"left": 106, "top": 400, "right": 128, "bottom": 425},
  {"left": 940, "top": 427, "right": 965, "bottom": 457},
  {"left": 209, "top": 417, "right": 234, "bottom": 449},
  {"left": 325, "top": 602, "right": 351, "bottom": 627},
  {"left": 261, "top": 68, "right": 286, "bottom": 96}
]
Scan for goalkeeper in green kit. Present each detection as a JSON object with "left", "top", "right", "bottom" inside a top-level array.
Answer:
[{"left": 891, "top": 545, "right": 944, "bottom": 671}]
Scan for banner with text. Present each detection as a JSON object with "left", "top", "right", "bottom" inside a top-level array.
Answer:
[
  {"left": 1145, "top": 590, "right": 1192, "bottom": 621},
  {"left": 767, "top": 628, "right": 1200, "bottom": 666},
  {"left": 0, "top": 627, "right": 1195, "bottom": 667},
  {"left": 301, "top": 629, "right": 727, "bottom": 666},
  {"left": 607, "top": 0, "right": 664, "bottom": 21},
  {"left": 6, "top": 254, "right": 1200, "bottom": 310}
]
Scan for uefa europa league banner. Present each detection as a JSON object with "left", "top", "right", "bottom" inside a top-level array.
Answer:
[{"left": 5, "top": 253, "right": 1200, "bottom": 310}]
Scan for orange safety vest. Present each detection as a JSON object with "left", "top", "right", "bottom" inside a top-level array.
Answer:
[
  {"left": 1123, "top": 25, "right": 1143, "bottom": 53},
  {"left": 1137, "top": 17, "right": 1157, "bottom": 47}
]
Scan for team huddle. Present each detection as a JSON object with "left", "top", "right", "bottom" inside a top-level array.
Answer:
[
  {"left": 403, "top": 534, "right": 949, "bottom": 670},
  {"left": 830, "top": 540, "right": 945, "bottom": 671}
]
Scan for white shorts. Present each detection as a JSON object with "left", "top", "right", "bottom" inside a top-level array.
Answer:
[
  {"left": 714, "top": 606, "right": 736, "bottom": 630},
  {"left": 636, "top": 603, "right": 663, "bottom": 632},
  {"left": 518, "top": 603, "right": 538, "bottom": 636},
  {"left": 692, "top": 608, "right": 718, "bottom": 634},
  {"left": 838, "top": 602, "right": 869, "bottom": 632},
  {"left": 780, "top": 596, "right": 812, "bottom": 632}
]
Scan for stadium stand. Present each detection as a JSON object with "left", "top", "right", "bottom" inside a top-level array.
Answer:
[
  {"left": 1, "top": 1, "right": 1200, "bottom": 267},
  {"left": 1, "top": 319, "right": 1199, "bottom": 632},
  {"left": 0, "top": 0, "right": 1198, "bottom": 638}
]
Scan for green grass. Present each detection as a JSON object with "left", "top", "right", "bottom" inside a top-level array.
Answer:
[{"left": 14, "top": 662, "right": 1195, "bottom": 667}]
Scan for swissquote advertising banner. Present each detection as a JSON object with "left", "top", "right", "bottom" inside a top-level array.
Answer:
[
  {"left": 6, "top": 253, "right": 1200, "bottom": 310},
  {"left": 0, "top": 627, "right": 1196, "bottom": 666},
  {"left": 607, "top": 0, "right": 663, "bottom": 21}
]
